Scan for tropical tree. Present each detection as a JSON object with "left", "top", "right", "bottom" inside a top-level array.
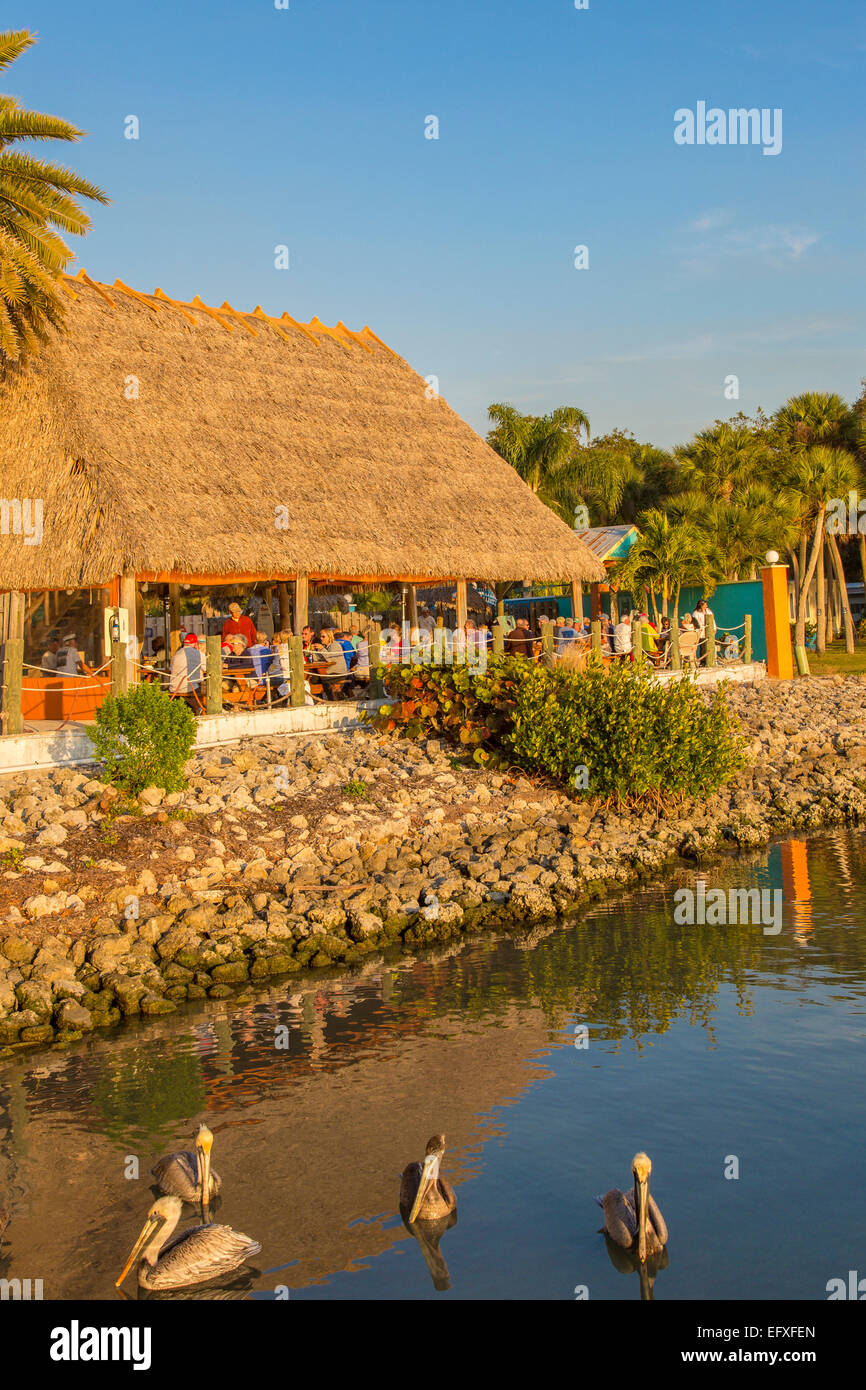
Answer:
[
  {"left": 486, "top": 403, "right": 590, "bottom": 498},
  {"left": 0, "top": 28, "right": 108, "bottom": 361},
  {"left": 614, "top": 510, "right": 715, "bottom": 622},
  {"left": 674, "top": 414, "right": 772, "bottom": 502},
  {"left": 786, "top": 445, "right": 860, "bottom": 651}
]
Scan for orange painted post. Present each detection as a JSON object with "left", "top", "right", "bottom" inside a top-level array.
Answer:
[{"left": 761, "top": 565, "right": 794, "bottom": 680}]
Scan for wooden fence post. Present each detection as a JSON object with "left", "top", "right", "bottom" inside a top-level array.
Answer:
[
  {"left": 591, "top": 620, "right": 601, "bottom": 655},
  {"left": 542, "top": 627, "right": 554, "bottom": 658},
  {"left": 492, "top": 619, "right": 505, "bottom": 655},
  {"left": 632, "top": 620, "right": 643, "bottom": 664},
  {"left": 288, "top": 634, "right": 305, "bottom": 707},
  {"left": 205, "top": 634, "right": 223, "bottom": 714},
  {"left": 369, "top": 622, "right": 383, "bottom": 698},
  {"left": 111, "top": 640, "right": 128, "bottom": 697},
  {"left": 706, "top": 612, "right": 716, "bottom": 667},
  {"left": 1, "top": 637, "right": 23, "bottom": 736},
  {"left": 670, "top": 622, "right": 681, "bottom": 672},
  {"left": 744, "top": 614, "right": 752, "bottom": 665}
]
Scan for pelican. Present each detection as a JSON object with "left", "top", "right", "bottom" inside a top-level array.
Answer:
[
  {"left": 116, "top": 1196, "right": 260, "bottom": 1290},
  {"left": 598, "top": 1152, "right": 668, "bottom": 1262},
  {"left": 152, "top": 1125, "right": 221, "bottom": 1206},
  {"left": 400, "top": 1135, "right": 457, "bottom": 1223}
]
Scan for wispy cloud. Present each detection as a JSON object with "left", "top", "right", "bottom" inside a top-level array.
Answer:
[{"left": 678, "top": 213, "right": 820, "bottom": 273}]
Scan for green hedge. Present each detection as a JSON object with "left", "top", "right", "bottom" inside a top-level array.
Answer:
[{"left": 365, "top": 656, "right": 743, "bottom": 809}]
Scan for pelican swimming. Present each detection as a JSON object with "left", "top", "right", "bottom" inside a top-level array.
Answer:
[
  {"left": 116, "top": 1196, "right": 260, "bottom": 1290},
  {"left": 598, "top": 1152, "right": 668, "bottom": 1262},
  {"left": 152, "top": 1124, "right": 221, "bottom": 1206},
  {"left": 400, "top": 1135, "right": 457, "bottom": 1223}
]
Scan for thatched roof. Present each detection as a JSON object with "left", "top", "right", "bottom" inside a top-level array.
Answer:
[{"left": 0, "top": 272, "right": 606, "bottom": 591}]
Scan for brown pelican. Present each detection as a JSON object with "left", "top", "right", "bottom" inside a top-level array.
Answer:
[
  {"left": 598, "top": 1152, "right": 668, "bottom": 1262},
  {"left": 400, "top": 1135, "right": 457, "bottom": 1224},
  {"left": 116, "top": 1196, "right": 261, "bottom": 1290},
  {"left": 152, "top": 1124, "right": 220, "bottom": 1206}
]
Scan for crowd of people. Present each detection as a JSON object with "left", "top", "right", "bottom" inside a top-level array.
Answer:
[{"left": 36, "top": 592, "right": 731, "bottom": 712}]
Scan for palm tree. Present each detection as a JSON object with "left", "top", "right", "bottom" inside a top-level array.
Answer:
[
  {"left": 786, "top": 445, "right": 860, "bottom": 651},
  {"left": 614, "top": 510, "right": 714, "bottom": 622},
  {"left": 674, "top": 415, "right": 771, "bottom": 502},
  {"left": 0, "top": 29, "right": 108, "bottom": 361},
  {"left": 487, "top": 403, "right": 590, "bottom": 497}
]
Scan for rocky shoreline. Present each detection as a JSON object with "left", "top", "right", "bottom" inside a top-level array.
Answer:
[{"left": 0, "top": 676, "right": 864, "bottom": 1053}]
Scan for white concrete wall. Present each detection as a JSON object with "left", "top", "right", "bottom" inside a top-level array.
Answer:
[{"left": 0, "top": 701, "right": 382, "bottom": 774}]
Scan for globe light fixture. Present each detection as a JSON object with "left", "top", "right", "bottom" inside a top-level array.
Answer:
[{"left": 765, "top": 550, "right": 780, "bottom": 565}]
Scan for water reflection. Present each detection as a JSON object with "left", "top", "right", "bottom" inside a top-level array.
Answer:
[{"left": 0, "top": 828, "right": 865, "bottom": 1300}]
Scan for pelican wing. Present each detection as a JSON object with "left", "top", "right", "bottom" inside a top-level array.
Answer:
[
  {"left": 146, "top": 1222, "right": 261, "bottom": 1290},
  {"left": 648, "top": 1193, "right": 668, "bottom": 1247},
  {"left": 151, "top": 1151, "right": 221, "bottom": 1201},
  {"left": 600, "top": 1187, "right": 637, "bottom": 1247},
  {"left": 399, "top": 1161, "right": 422, "bottom": 1212}
]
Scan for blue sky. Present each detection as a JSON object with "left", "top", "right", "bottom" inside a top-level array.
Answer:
[{"left": 15, "top": 0, "right": 866, "bottom": 447}]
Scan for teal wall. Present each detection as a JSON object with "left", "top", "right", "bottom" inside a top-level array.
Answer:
[{"left": 509, "top": 580, "right": 767, "bottom": 662}]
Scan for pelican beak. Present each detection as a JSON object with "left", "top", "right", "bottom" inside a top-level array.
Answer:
[
  {"left": 116, "top": 1214, "right": 159, "bottom": 1287},
  {"left": 197, "top": 1135, "right": 213, "bottom": 1208},
  {"left": 408, "top": 1153, "right": 439, "bottom": 1224},
  {"left": 636, "top": 1176, "right": 649, "bottom": 1263}
]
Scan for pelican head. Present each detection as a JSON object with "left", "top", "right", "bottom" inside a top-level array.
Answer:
[
  {"left": 631, "top": 1152, "right": 652, "bottom": 1262},
  {"left": 196, "top": 1124, "right": 214, "bottom": 1206},
  {"left": 409, "top": 1134, "right": 446, "bottom": 1224},
  {"left": 116, "top": 1195, "right": 182, "bottom": 1286}
]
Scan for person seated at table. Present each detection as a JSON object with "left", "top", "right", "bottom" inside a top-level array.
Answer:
[
  {"left": 313, "top": 627, "right": 349, "bottom": 697},
  {"left": 504, "top": 617, "right": 536, "bottom": 657},
  {"left": 335, "top": 630, "right": 357, "bottom": 671},
  {"left": 247, "top": 629, "right": 279, "bottom": 684},
  {"left": 222, "top": 634, "right": 254, "bottom": 693},
  {"left": 554, "top": 615, "right": 578, "bottom": 655},
  {"left": 656, "top": 616, "right": 672, "bottom": 663},
  {"left": 271, "top": 629, "right": 314, "bottom": 704},
  {"left": 301, "top": 624, "right": 316, "bottom": 650},
  {"left": 169, "top": 632, "right": 204, "bottom": 701}
]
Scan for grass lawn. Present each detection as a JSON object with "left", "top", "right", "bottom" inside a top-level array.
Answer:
[{"left": 805, "top": 641, "right": 866, "bottom": 678}]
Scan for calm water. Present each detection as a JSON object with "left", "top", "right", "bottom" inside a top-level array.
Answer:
[{"left": 1, "top": 829, "right": 864, "bottom": 1301}]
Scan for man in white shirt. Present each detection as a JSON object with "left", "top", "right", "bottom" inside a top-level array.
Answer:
[
  {"left": 613, "top": 613, "right": 633, "bottom": 659},
  {"left": 42, "top": 637, "right": 60, "bottom": 671}
]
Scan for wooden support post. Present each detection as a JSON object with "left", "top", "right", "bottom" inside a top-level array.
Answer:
[
  {"left": 496, "top": 593, "right": 506, "bottom": 617},
  {"left": 9, "top": 591, "right": 24, "bottom": 640},
  {"left": 293, "top": 573, "right": 309, "bottom": 636},
  {"left": 610, "top": 587, "right": 620, "bottom": 625},
  {"left": 591, "top": 620, "right": 601, "bottom": 655},
  {"left": 169, "top": 583, "right": 182, "bottom": 655},
  {"left": 288, "top": 634, "right": 305, "bottom": 707},
  {"left": 633, "top": 619, "right": 643, "bottom": 664},
  {"left": 278, "top": 582, "right": 291, "bottom": 633},
  {"left": 407, "top": 584, "right": 418, "bottom": 628},
  {"left": 670, "top": 622, "right": 681, "bottom": 671},
  {"left": 492, "top": 620, "right": 505, "bottom": 656},
  {"left": 706, "top": 612, "right": 716, "bottom": 668},
  {"left": 110, "top": 641, "right": 128, "bottom": 697},
  {"left": 455, "top": 578, "right": 468, "bottom": 631},
  {"left": 744, "top": 614, "right": 752, "bottom": 665},
  {"left": 368, "top": 622, "right": 383, "bottom": 698},
  {"left": 542, "top": 627, "right": 554, "bottom": 658},
  {"left": 570, "top": 579, "right": 583, "bottom": 623},
  {"left": 205, "top": 635, "right": 222, "bottom": 713},
  {"left": 1, "top": 637, "right": 23, "bottom": 736},
  {"left": 119, "top": 576, "right": 138, "bottom": 686}
]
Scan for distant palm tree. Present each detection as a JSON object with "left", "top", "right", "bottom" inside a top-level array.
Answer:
[
  {"left": 0, "top": 28, "right": 108, "bottom": 361},
  {"left": 487, "top": 403, "right": 590, "bottom": 496},
  {"left": 615, "top": 510, "right": 714, "bottom": 622},
  {"left": 787, "top": 445, "right": 860, "bottom": 651},
  {"left": 674, "top": 416, "right": 769, "bottom": 502}
]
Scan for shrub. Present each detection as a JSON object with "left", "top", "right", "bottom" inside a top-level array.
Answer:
[
  {"left": 91, "top": 681, "right": 197, "bottom": 796},
  {"left": 365, "top": 656, "right": 744, "bottom": 809}
]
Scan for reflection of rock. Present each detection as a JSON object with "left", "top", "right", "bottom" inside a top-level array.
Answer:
[
  {"left": 0, "top": 1204, "right": 9, "bottom": 1248},
  {"left": 602, "top": 1232, "right": 669, "bottom": 1300},
  {"left": 400, "top": 1208, "right": 457, "bottom": 1292}
]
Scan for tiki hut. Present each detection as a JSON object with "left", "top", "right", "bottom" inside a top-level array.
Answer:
[{"left": 0, "top": 271, "right": 604, "bottom": 715}]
